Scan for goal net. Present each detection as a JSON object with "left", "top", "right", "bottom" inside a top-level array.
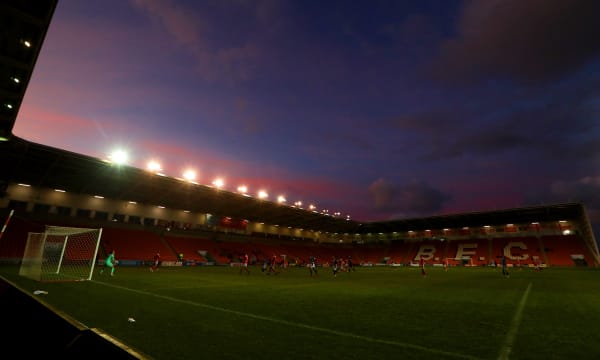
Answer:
[{"left": 19, "top": 226, "right": 103, "bottom": 282}]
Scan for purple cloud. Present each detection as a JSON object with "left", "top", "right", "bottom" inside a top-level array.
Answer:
[
  {"left": 429, "top": 0, "right": 600, "bottom": 84},
  {"left": 368, "top": 178, "right": 449, "bottom": 218}
]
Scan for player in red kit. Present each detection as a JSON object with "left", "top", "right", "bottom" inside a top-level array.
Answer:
[
  {"left": 240, "top": 253, "right": 250, "bottom": 275},
  {"left": 150, "top": 252, "right": 160, "bottom": 272}
]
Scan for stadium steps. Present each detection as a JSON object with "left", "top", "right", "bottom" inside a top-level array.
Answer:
[
  {"left": 163, "top": 235, "right": 209, "bottom": 262},
  {"left": 159, "top": 232, "right": 180, "bottom": 262}
]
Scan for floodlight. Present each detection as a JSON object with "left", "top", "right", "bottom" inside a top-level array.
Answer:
[
  {"left": 11, "top": 77, "right": 20, "bottom": 84},
  {"left": 212, "top": 178, "right": 224, "bottom": 188},
  {"left": 237, "top": 185, "right": 248, "bottom": 194},
  {"left": 147, "top": 160, "right": 162, "bottom": 172},
  {"left": 109, "top": 149, "right": 128, "bottom": 165},
  {"left": 183, "top": 169, "right": 196, "bottom": 181},
  {"left": 309, "top": 204, "right": 316, "bottom": 210},
  {"left": 277, "top": 195, "right": 286, "bottom": 203},
  {"left": 258, "top": 190, "right": 268, "bottom": 199}
]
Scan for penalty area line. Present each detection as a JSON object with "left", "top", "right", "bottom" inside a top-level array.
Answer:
[
  {"left": 497, "top": 282, "right": 532, "bottom": 360},
  {"left": 96, "top": 280, "right": 480, "bottom": 360}
]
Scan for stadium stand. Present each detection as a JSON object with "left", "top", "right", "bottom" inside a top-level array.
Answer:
[
  {"left": 0, "top": 215, "right": 44, "bottom": 264},
  {"left": 541, "top": 234, "right": 595, "bottom": 266},
  {"left": 163, "top": 235, "right": 209, "bottom": 263},
  {"left": 490, "top": 236, "right": 544, "bottom": 267},
  {"left": 99, "top": 228, "right": 176, "bottom": 263},
  {"left": 387, "top": 241, "right": 412, "bottom": 265},
  {"left": 443, "top": 239, "right": 490, "bottom": 267}
]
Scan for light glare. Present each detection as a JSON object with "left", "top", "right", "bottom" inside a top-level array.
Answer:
[
  {"left": 212, "top": 178, "right": 224, "bottom": 188},
  {"left": 147, "top": 160, "right": 162, "bottom": 172},
  {"left": 109, "top": 149, "right": 128, "bottom": 165},
  {"left": 183, "top": 169, "right": 196, "bottom": 181},
  {"left": 258, "top": 190, "right": 268, "bottom": 199}
]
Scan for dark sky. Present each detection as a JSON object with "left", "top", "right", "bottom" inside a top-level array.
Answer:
[{"left": 14, "top": 0, "right": 600, "bottom": 225}]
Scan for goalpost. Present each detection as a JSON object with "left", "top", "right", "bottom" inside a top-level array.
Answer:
[{"left": 19, "top": 226, "right": 103, "bottom": 282}]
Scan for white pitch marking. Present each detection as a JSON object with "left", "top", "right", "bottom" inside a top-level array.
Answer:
[{"left": 498, "top": 282, "right": 532, "bottom": 360}]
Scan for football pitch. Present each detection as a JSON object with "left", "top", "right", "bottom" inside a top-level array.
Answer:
[{"left": 2, "top": 265, "right": 600, "bottom": 359}]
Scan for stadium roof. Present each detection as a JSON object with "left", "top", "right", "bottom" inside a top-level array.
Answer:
[
  {"left": 360, "top": 202, "right": 589, "bottom": 234},
  {"left": 0, "top": 0, "right": 58, "bottom": 141},
  {"left": 0, "top": 1, "right": 592, "bottom": 237},
  {"left": 0, "top": 136, "right": 588, "bottom": 235},
  {"left": 0, "top": 136, "right": 363, "bottom": 233}
]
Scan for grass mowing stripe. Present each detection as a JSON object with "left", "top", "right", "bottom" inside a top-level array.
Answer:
[
  {"left": 96, "top": 280, "right": 481, "bottom": 360},
  {"left": 497, "top": 282, "right": 532, "bottom": 360}
]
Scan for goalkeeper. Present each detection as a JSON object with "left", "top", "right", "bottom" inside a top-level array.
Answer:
[{"left": 100, "top": 250, "right": 117, "bottom": 276}]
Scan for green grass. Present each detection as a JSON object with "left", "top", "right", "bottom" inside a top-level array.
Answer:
[{"left": 2, "top": 265, "right": 600, "bottom": 359}]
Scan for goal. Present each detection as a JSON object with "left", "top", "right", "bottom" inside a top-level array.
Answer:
[{"left": 19, "top": 226, "right": 103, "bottom": 282}]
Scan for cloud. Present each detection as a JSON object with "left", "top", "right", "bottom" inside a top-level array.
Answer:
[
  {"left": 386, "top": 77, "right": 599, "bottom": 161},
  {"left": 129, "top": 0, "right": 203, "bottom": 48},
  {"left": 369, "top": 178, "right": 397, "bottom": 211},
  {"left": 525, "top": 175, "right": 600, "bottom": 224},
  {"left": 552, "top": 177, "right": 600, "bottom": 227},
  {"left": 550, "top": 176, "right": 600, "bottom": 206},
  {"left": 389, "top": 108, "right": 464, "bottom": 134},
  {"left": 368, "top": 178, "right": 449, "bottom": 217},
  {"left": 429, "top": 0, "right": 600, "bottom": 84},
  {"left": 129, "top": 0, "right": 261, "bottom": 83}
]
